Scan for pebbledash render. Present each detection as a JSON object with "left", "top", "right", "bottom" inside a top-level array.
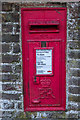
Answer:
[{"left": 0, "top": 1, "right": 80, "bottom": 119}]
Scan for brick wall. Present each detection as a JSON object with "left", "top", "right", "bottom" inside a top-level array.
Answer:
[
  {"left": 0, "top": 1, "right": 80, "bottom": 119},
  {"left": 66, "top": 2, "right": 80, "bottom": 118},
  {"left": 1, "top": 2, "right": 23, "bottom": 119}
]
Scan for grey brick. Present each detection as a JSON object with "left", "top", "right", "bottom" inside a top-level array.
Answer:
[
  {"left": 46, "top": 111, "right": 66, "bottom": 119},
  {"left": 2, "top": 34, "right": 19, "bottom": 43},
  {"left": 69, "top": 60, "right": 80, "bottom": 68},
  {"left": 13, "top": 3, "right": 19, "bottom": 12},
  {"left": 2, "top": 54, "right": 20, "bottom": 63},
  {"left": 68, "top": 19, "right": 78, "bottom": 31},
  {"left": 2, "top": 44, "right": 12, "bottom": 53},
  {"left": 2, "top": 93, "right": 21, "bottom": 100},
  {"left": 68, "top": 103, "right": 78, "bottom": 111},
  {"left": 2, "top": 2, "right": 13, "bottom": 11},
  {"left": 69, "top": 41, "right": 80, "bottom": 49},
  {"left": 17, "top": 102, "right": 22, "bottom": 109},
  {"left": 78, "top": 102, "right": 80, "bottom": 111},
  {"left": 2, "top": 74, "right": 20, "bottom": 82},
  {"left": 70, "top": 69, "right": 80, "bottom": 77},
  {"left": 68, "top": 3, "right": 78, "bottom": 19},
  {"left": 13, "top": 44, "right": 20, "bottom": 53},
  {"left": 2, "top": 118, "right": 14, "bottom": 120},
  {"left": 68, "top": 51, "right": 80, "bottom": 59},
  {"left": 45, "top": 2, "right": 66, "bottom": 7},
  {"left": 68, "top": 31, "right": 78, "bottom": 40},
  {"left": 2, "top": 13, "right": 19, "bottom": 22},
  {"left": 2, "top": 84, "right": 16, "bottom": 91},
  {"left": 13, "top": 24, "right": 20, "bottom": 33},
  {"left": 69, "top": 77, "right": 80, "bottom": 86},
  {"left": 67, "top": 113, "right": 78, "bottom": 119},
  {"left": 69, "top": 95, "right": 80, "bottom": 102},
  {"left": 2, "top": 24, "right": 13, "bottom": 33},
  {"left": 14, "top": 65, "right": 21, "bottom": 73},
  {"left": 78, "top": 111, "right": 80, "bottom": 118},
  {"left": 2, "top": 65, "right": 12, "bottom": 72},
  {"left": 3, "top": 102, "right": 14, "bottom": 109},
  {"left": 69, "top": 87, "right": 80, "bottom": 94}
]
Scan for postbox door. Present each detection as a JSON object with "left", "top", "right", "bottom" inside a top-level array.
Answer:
[
  {"left": 28, "top": 40, "right": 63, "bottom": 111},
  {"left": 21, "top": 8, "right": 66, "bottom": 111}
]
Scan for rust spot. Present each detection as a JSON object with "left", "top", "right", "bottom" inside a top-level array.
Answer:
[{"left": 56, "top": 10, "right": 61, "bottom": 14}]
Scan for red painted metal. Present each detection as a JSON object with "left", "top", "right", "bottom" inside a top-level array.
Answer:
[{"left": 21, "top": 8, "right": 67, "bottom": 111}]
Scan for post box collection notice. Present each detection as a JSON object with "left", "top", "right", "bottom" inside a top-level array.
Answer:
[{"left": 36, "top": 49, "right": 52, "bottom": 75}]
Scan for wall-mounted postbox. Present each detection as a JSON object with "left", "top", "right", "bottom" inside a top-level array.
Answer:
[{"left": 21, "top": 8, "right": 67, "bottom": 111}]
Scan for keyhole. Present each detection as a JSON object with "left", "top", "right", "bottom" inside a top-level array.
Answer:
[
  {"left": 41, "top": 41, "right": 46, "bottom": 47},
  {"left": 34, "top": 76, "right": 36, "bottom": 82}
]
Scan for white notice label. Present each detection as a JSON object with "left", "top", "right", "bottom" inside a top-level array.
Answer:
[{"left": 36, "top": 49, "right": 52, "bottom": 75}]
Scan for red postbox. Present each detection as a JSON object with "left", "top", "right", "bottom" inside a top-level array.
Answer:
[{"left": 21, "top": 8, "right": 67, "bottom": 111}]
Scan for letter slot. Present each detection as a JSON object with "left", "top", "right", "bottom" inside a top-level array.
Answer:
[{"left": 29, "top": 19, "right": 59, "bottom": 33}]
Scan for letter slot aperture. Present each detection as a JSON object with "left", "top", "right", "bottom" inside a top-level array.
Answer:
[{"left": 29, "top": 19, "right": 59, "bottom": 33}]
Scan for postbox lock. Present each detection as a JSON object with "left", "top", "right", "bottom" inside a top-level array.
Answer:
[
  {"left": 34, "top": 76, "right": 36, "bottom": 82},
  {"left": 41, "top": 41, "right": 46, "bottom": 47}
]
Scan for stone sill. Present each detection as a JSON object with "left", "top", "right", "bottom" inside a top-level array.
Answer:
[{"left": 0, "top": 0, "right": 80, "bottom": 2}]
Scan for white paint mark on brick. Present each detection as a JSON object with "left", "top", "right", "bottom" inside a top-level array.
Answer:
[
  {"left": 72, "top": 76, "right": 80, "bottom": 79},
  {"left": 68, "top": 101, "right": 78, "bottom": 106},
  {"left": 4, "top": 22, "right": 19, "bottom": 25},
  {"left": 69, "top": 85, "right": 80, "bottom": 87},
  {"left": 67, "top": 40, "right": 79, "bottom": 42},
  {"left": 68, "top": 58, "right": 80, "bottom": 61},
  {"left": 0, "top": 63, "right": 20, "bottom": 65},
  {"left": 2, "top": 82, "right": 21, "bottom": 84},
  {"left": 1, "top": 11, "right": 19, "bottom": 14},
  {"left": 12, "top": 27, "right": 16, "bottom": 35},
  {"left": 0, "top": 109, "right": 23, "bottom": 112},
  {"left": 3, "top": 91, "right": 22, "bottom": 94},
  {"left": 70, "top": 68, "right": 80, "bottom": 70},
  {"left": 42, "top": 112, "right": 47, "bottom": 117},
  {"left": 0, "top": 72, "right": 20, "bottom": 75},
  {"left": 70, "top": 49, "right": 80, "bottom": 52},
  {"left": 36, "top": 112, "right": 42, "bottom": 118},
  {"left": 69, "top": 93, "right": 80, "bottom": 96},
  {"left": 66, "top": 110, "right": 78, "bottom": 114},
  {"left": 31, "top": 114, "right": 35, "bottom": 118},
  {"left": 14, "top": 102, "right": 18, "bottom": 110},
  {"left": 0, "top": 99, "right": 22, "bottom": 102},
  {"left": 2, "top": 32, "right": 20, "bottom": 35}
]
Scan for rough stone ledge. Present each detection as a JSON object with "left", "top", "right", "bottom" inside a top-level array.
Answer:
[
  {"left": 1, "top": 0, "right": 80, "bottom": 2},
  {"left": 66, "top": 110, "right": 78, "bottom": 119}
]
